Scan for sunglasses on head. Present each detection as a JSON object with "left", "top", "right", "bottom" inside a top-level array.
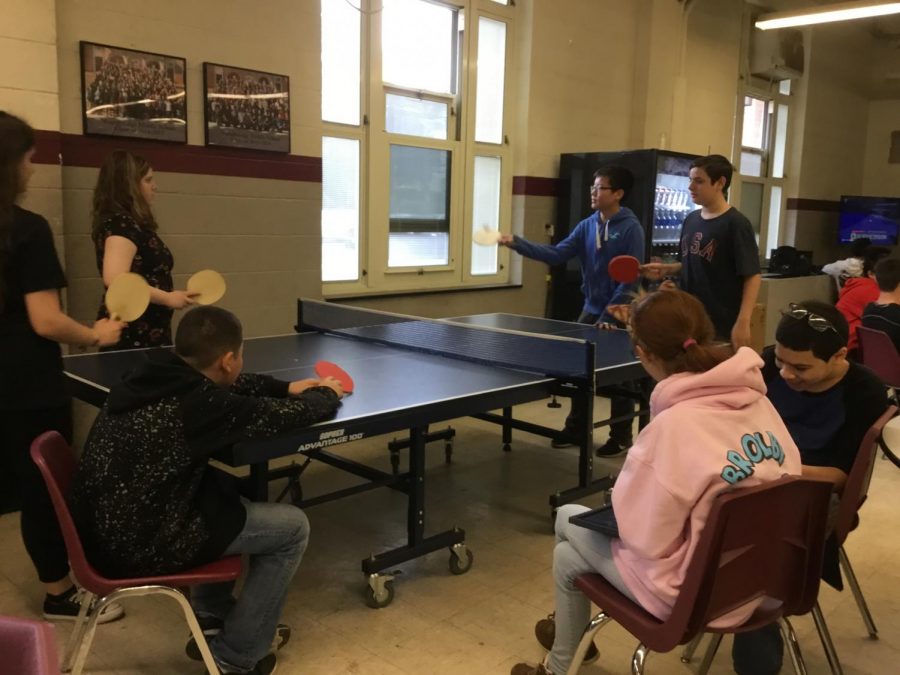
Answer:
[{"left": 783, "top": 303, "right": 838, "bottom": 334}]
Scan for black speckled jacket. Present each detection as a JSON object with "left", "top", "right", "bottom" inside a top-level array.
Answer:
[{"left": 70, "top": 350, "right": 340, "bottom": 577}]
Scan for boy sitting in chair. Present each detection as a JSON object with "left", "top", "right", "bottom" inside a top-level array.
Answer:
[{"left": 70, "top": 306, "right": 343, "bottom": 675}]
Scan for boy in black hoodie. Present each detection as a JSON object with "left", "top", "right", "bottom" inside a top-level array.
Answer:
[{"left": 70, "top": 306, "right": 343, "bottom": 675}]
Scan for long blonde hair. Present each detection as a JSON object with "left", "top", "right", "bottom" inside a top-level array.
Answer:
[{"left": 91, "top": 150, "right": 157, "bottom": 241}]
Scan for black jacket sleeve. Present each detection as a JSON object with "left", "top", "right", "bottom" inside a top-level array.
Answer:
[{"left": 180, "top": 382, "right": 340, "bottom": 459}]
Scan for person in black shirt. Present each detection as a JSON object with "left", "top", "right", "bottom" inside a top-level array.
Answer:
[
  {"left": 732, "top": 301, "right": 887, "bottom": 675},
  {"left": 862, "top": 257, "right": 900, "bottom": 353},
  {"left": 0, "top": 111, "right": 124, "bottom": 622},
  {"left": 641, "top": 155, "right": 761, "bottom": 347},
  {"left": 92, "top": 150, "right": 198, "bottom": 349},
  {"left": 71, "top": 306, "right": 343, "bottom": 675}
]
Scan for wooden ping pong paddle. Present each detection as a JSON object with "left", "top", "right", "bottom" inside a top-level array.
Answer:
[
  {"left": 473, "top": 226, "right": 501, "bottom": 246},
  {"left": 105, "top": 272, "right": 151, "bottom": 321},
  {"left": 187, "top": 269, "right": 227, "bottom": 305},
  {"left": 315, "top": 360, "right": 354, "bottom": 394},
  {"left": 608, "top": 255, "right": 641, "bottom": 284}
]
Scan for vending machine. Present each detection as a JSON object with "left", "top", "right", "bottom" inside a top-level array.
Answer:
[{"left": 550, "top": 148, "right": 699, "bottom": 320}]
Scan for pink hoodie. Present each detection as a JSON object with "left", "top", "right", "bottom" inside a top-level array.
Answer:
[{"left": 610, "top": 347, "right": 802, "bottom": 626}]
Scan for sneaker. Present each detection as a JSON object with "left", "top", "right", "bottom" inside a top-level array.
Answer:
[
  {"left": 187, "top": 620, "right": 290, "bottom": 661},
  {"left": 42, "top": 586, "right": 124, "bottom": 624},
  {"left": 534, "top": 613, "right": 599, "bottom": 664},
  {"left": 551, "top": 430, "right": 576, "bottom": 449},
  {"left": 595, "top": 438, "right": 630, "bottom": 458},
  {"left": 510, "top": 662, "right": 554, "bottom": 675},
  {"left": 218, "top": 652, "right": 277, "bottom": 675}
]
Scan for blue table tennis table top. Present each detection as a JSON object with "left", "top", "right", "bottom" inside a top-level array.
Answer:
[{"left": 64, "top": 313, "right": 642, "bottom": 426}]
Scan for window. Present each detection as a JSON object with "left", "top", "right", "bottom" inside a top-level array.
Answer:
[
  {"left": 733, "top": 83, "right": 791, "bottom": 258},
  {"left": 321, "top": 0, "right": 514, "bottom": 294}
]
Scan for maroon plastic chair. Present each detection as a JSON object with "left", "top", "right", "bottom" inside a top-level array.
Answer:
[
  {"left": 683, "top": 405, "right": 898, "bottom": 675},
  {"left": 0, "top": 615, "right": 60, "bottom": 674},
  {"left": 564, "top": 476, "right": 834, "bottom": 675},
  {"left": 30, "top": 431, "right": 242, "bottom": 675},
  {"left": 857, "top": 326, "right": 900, "bottom": 400}
]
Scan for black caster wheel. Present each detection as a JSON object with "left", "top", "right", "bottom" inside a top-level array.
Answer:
[
  {"left": 448, "top": 548, "right": 474, "bottom": 575},
  {"left": 364, "top": 580, "right": 395, "bottom": 609}
]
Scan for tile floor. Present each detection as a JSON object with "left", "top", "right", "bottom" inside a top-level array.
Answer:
[{"left": 1, "top": 397, "right": 899, "bottom": 674}]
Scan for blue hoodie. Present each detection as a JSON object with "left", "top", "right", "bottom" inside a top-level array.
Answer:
[{"left": 510, "top": 206, "right": 645, "bottom": 321}]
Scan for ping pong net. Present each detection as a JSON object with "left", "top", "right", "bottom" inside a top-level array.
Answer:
[{"left": 297, "top": 299, "right": 594, "bottom": 380}]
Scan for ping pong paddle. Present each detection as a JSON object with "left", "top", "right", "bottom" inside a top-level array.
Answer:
[
  {"left": 608, "top": 255, "right": 641, "bottom": 284},
  {"left": 315, "top": 360, "right": 354, "bottom": 394},
  {"left": 105, "top": 272, "right": 151, "bottom": 321},
  {"left": 187, "top": 269, "right": 227, "bottom": 305},
  {"left": 473, "top": 226, "right": 501, "bottom": 246}
]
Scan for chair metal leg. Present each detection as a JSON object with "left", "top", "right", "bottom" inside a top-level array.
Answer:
[
  {"left": 696, "top": 633, "right": 723, "bottom": 675},
  {"left": 564, "top": 611, "right": 613, "bottom": 675},
  {"left": 779, "top": 617, "right": 809, "bottom": 675},
  {"left": 61, "top": 589, "right": 94, "bottom": 672},
  {"left": 681, "top": 632, "right": 704, "bottom": 663},
  {"left": 811, "top": 602, "right": 844, "bottom": 675},
  {"left": 631, "top": 643, "right": 650, "bottom": 675},
  {"left": 838, "top": 545, "right": 878, "bottom": 638},
  {"left": 68, "top": 584, "right": 222, "bottom": 675}
]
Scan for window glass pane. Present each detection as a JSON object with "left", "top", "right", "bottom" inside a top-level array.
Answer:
[
  {"left": 767, "top": 185, "right": 783, "bottom": 255},
  {"left": 778, "top": 79, "right": 792, "bottom": 95},
  {"left": 488, "top": 0, "right": 509, "bottom": 4},
  {"left": 471, "top": 156, "right": 501, "bottom": 275},
  {"left": 772, "top": 104, "right": 788, "bottom": 178},
  {"left": 386, "top": 94, "right": 448, "bottom": 139},
  {"left": 739, "top": 181, "right": 764, "bottom": 245},
  {"left": 741, "top": 96, "right": 767, "bottom": 149},
  {"left": 321, "top": 0, "right": 360, "bottom": 125},
  {"left": 383, "top": 0, "right": 455, "bottom": 94},
  {"left": 322, "top": 137, "right": 360, "bottom": 282},
  {"left": 740, "top": 151, "right": 763, "bottom": 177},
  {"left": 388, "top": 145, "right": 450, "bottom": 267},
  {"left": 475, "top": 18, "right": 506, "bottom": 144}
]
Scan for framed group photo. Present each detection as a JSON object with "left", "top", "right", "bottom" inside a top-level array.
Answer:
[
  {"left": 79, "top": 41, "right": 187, "bottom": 143},
  {"left": 203, "top": 62, "right": 291, "bottom": 153}
]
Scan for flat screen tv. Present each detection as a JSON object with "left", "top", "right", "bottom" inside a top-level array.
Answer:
[{"left": 839, "top": 195, "right": 900, "bottom": 245}]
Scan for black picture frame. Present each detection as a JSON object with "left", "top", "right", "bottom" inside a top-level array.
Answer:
[
  {"left": 202, "top": 62, "right": 291, "bottom": 153},
  {"left": 79, "top": 41, "right": 187, "bottom": 143}
]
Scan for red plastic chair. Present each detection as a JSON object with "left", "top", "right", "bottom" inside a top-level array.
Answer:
[
  {"left": 684, "top": 405, "right": 898, "bottom": 675},
  {"left": 30, "top": 431, "right": 242, "bottom": 675},
  {"left": 0, "top": 615, "right": 60, "bottom": 674},
  {"left": 857, "top": 326, "right": 900, "bottom": 400},
  {"left": 564, "top": 476, "right": 834, "bottom": 675}
]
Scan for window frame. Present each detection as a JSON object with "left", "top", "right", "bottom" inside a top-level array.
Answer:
[{"left": 321, "top": 0, "right": 515, "bottom": 297}]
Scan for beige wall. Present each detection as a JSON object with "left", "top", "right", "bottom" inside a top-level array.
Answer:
[
  {"left": 52, "top": 0, "right": 324, "bottom": 336},
  {"left": 863, "top": 100, "right": 900, "bottom": 196}
]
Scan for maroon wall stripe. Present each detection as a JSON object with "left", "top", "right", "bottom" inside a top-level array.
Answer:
[
  {"left": 32, "top": 130, "right": 321, "bottom": 182},
  {"left": 513, "top": 175, "right": 558, "bottom": 197},
  {"left": 786, "top": 198, "right": 840, "bottom": 212}
]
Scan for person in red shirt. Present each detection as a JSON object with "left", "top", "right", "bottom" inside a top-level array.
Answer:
[{"left": 836, "top": 247, "right": 889, "bottom": 359}]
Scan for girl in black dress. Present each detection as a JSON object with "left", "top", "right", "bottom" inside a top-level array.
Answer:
[
  {"left": 92, "top": 150, "right": 196, "bottom": 349},
  {"left": 0, "top": 111, "right": 124, "bottom": 621}
]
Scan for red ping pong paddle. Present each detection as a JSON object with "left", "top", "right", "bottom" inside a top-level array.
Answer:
[
  {"left": 315, "top": 360, "right": 354, "bottom": 394},
  {"left": 608, "top": 255, "right": 641, "bottom": 284}
]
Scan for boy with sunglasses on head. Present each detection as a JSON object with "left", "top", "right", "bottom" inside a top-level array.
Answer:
[{"left": 731, "top": 299, "right": 887, "bottom": 675}]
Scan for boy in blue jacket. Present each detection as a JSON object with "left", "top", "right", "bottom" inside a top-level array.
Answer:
[{"left": 500, "top": 165, "right": 645, "bottom": 456}]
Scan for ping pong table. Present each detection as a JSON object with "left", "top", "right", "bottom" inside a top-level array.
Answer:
[{"left": 64, "top": 299, "right": 644, "bottom": 607}]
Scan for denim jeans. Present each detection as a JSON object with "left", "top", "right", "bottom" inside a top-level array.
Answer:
[
  {"left": 546, "top": 504, "right": 637, "bottom": 675},
  {"left": 191, "top": 501, "right": 310, "bottom": 673},
  {"left": 562, "top": 311, "right": 637, "bottom": 446}
]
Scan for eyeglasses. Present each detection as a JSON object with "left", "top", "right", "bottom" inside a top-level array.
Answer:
[
  {"left": 589, "top": 185, "right": 614, "bottom": 193},
  {"left": 784, "top": 303, "right": 838, "bottom": 334}
]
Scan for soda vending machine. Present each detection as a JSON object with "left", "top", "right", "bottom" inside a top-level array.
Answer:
[{"left": 550, "top": 148, "right": 699, "bottom": 320}]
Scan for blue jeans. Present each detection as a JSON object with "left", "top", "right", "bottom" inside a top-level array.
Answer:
[
  {"left": 191, "top": 502, "right": 310, "bottom": 673},
  {"left": 546, "top": 505, "right": 637, "bottom": 675}
]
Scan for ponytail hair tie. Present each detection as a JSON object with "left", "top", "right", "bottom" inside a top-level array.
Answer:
[{"left": 683, "top": 338, "right": 697, "bottom": 350}]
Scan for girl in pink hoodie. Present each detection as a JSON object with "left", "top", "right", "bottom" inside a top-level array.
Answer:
[{"left": 512, "top": 290, "right": 802, "bottom": 675}]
